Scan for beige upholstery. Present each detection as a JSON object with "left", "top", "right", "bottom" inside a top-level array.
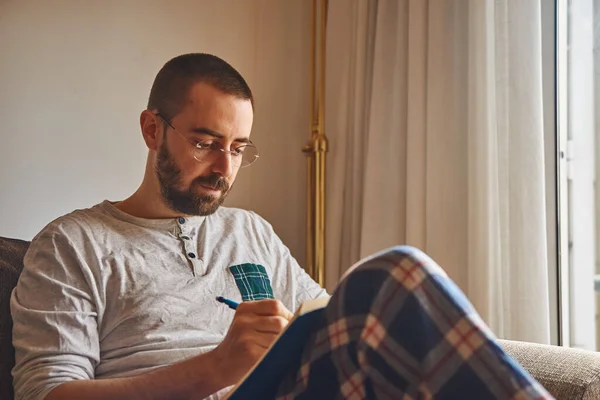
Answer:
[
  {"left": 499, "top": 339, "right": 600, "bottom": 399},
  {"left": 0, "top": 236, "right": 28, "bottom": 400}
]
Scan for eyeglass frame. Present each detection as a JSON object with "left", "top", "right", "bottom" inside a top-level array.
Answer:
[{"left": 154, "top": 112, "right": 260, "bottom": 168}]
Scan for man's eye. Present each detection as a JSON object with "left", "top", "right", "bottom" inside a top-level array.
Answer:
[
  {"left": 196, "top": 142, "right": 213, "bottom": 149},
  {"left": 232, "top": 146, "right": 246, "bottom": 155}
]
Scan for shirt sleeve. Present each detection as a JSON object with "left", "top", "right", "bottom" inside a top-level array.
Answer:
[
  {"left": 11, "top": 220, "right": 100, "bottom": 400},
  {"left": 249, "top": 212, "right": 329, "bottom": 312}
]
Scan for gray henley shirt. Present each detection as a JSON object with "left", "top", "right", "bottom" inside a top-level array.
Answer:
[{"left": 10, "top": 201, "right": 327, "bottom": 400}]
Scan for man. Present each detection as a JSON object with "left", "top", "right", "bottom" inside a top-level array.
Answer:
[{"left": 11, "top": 53, "right": 552, "bottom": 400}]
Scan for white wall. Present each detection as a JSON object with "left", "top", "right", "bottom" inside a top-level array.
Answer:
[{"left": 0, "top": 0, "right": 310, "bottom": 266}]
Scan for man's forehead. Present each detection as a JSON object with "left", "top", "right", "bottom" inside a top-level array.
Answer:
[{"left": 176, "top": 84, "right": 254, "bottom": 139}]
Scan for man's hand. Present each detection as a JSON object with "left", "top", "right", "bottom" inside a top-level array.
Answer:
[{"left": 211, "top": 299, "right": 294, "bottom": 387}]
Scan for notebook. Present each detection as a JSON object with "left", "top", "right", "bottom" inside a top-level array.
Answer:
[{"left": 223, "top": 296, "right": 330, "bottom": 399}]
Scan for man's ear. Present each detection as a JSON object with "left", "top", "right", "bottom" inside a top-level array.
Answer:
[{"left": 140, "top": 110, "right": 161, "bottom": 151}]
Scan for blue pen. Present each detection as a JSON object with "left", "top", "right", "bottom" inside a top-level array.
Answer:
[{"left": 216, "top": 296, "right": 239, "bottom": 310}]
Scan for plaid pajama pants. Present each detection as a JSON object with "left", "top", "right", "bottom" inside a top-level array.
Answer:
[{"left": 275, "top": 246, "right": 553, "bottom": 400}]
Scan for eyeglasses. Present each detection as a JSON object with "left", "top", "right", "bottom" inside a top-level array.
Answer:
[{"left": 155, "top": 113, "right": 259, "bottom": 168}]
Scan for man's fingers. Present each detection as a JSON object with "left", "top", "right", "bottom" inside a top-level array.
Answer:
[
  {"left": 237, "top": 329, "right": 280, "bottom": 350},
  {"left": 252, "top": 331, "right": 280, "bottom": 349},
  {"left": 280, "top": 307, "right": 294, "bottom": 321},
  {"left": 237, "top": 299, "right": 294, "bottom": 321},
  {"left": 253, "top": 316, "right": 289, "bottom": 334}
]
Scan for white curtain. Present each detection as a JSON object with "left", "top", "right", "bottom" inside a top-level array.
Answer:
[{"left": 325, "top": 0, "right": 550, "bottom": 344}]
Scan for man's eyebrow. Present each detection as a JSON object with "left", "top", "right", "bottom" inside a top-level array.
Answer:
[{"left": 190, "top": 127, "right": 250, "bottom": 144}]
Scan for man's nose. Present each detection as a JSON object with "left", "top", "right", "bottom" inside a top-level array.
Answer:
[{"left": 210, "top": 149, "right": 234, "bottom": 178}]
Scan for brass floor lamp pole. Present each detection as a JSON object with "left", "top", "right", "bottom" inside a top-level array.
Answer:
[{"left": 303, "top": 0, "right": 328, "bottom": 287}]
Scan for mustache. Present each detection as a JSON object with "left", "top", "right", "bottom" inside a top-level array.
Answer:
[{"left": 193, "top": 174, "right": 230, "bottom": 192}]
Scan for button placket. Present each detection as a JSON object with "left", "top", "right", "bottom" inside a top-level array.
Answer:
[{"left": 176, "top": 218, "right": 203, "bottom": 276}]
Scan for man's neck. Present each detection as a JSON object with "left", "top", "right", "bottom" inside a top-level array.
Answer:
[{"left": 115, "top": 186, "right": 181, "bottom": 220}]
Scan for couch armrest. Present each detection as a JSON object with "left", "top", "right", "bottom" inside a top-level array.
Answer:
[
  {"left": 498, "top": 339, "right": 600, "bottom": 400},
  {"left": 0, "top": 236, "right": 29, "bottom": 400}
]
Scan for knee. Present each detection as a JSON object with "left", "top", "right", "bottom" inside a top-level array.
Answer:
[
  {"left": 331, "top": 246, "right": 448, "bottom": 313},
  {"left": 344, "top": 245, "right": 447, "bottom": 282}
]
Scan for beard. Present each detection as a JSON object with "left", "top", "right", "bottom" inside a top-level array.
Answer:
[{"left": 155, "top": 141, "right": 230, "bottom": 216}]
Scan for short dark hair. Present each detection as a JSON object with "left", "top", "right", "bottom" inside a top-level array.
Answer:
[{"left": 147, "top": 53, "right": 253, "bottom": 121}]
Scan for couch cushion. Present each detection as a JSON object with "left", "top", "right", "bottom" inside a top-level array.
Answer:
[
  {"left": 499, "top": 339, "right": 600, "bottom": 400},
  {"left": 0, "top": 237, "right": 30, "bottom": 400}
]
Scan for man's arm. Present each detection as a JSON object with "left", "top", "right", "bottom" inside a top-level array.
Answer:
[
  {"left": 44, "top": 351, "right": 223, "bottom": 400},
  {"left": 44, "top": 299, "right": 293, "bottom": 400}
]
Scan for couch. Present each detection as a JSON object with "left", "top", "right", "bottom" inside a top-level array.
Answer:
[{"left": 2, "top": 236, "right": 600, "bottom": 399}]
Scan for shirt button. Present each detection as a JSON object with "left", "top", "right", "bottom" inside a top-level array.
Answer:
[
  {"left": 178, "top": 217, "right": 186, "bottom": 224},
  {"left": 187, "top": 252, "right": 196, "bottom": 258},
  {"left": 180, "top": 235, "right": 191, "bottom": 240}
]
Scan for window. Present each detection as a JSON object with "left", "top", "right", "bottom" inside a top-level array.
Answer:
[{"left": 557, "top": 0, "right": 599, "bottom": 350}]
